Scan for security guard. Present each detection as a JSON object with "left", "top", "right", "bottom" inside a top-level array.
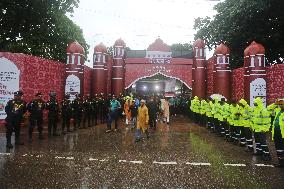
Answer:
[
  {"left": 200, "top": 99, "right": 208, "bottom": 126},
  {"left": 219, "top": 98, "right": 227, "bottom": 136},
  {"left": 211, "top": 98, "right": 220, "bottom": 133},
  {"left": 45, "top": 92, "right": 60, "bottom": 137},
  {"left": 61, "top": 94, "right": 72, "bottom": 134},
  {"left": 251, "top": 97, "right": 271, "bottom": 161},
  {"left": 71, "top": 94, "right": 83, "bottom": 131},
  {"left": 27, "top": 92, "right": 45, "bottom": 141},
  {"left": 229, "top": 101, "right": 240, "bottom": 143},
  {"left": 272, "top": 98, "right": 284, "bottom": 167},
  {"left": 205, "top": 99, "right": 213, "bottom": 130},
  {"left": 82, "top": 94, "right": 92, "bottom": 128},
  {"left": 239, "top": 99, "right": 253, "bottom": 151},
  {"left": 222, "top": 99, "right": 231, "bottom": 139},
  {"left": 190, "top": 96, "right": 200, "bottom": 124},
  {"left": 92, "top": 94, "right": 99, "bottom": 125},
  {"left": 5, "top": 91, "right": 26, "bottom": 148},
  {"left": 98, "top": 94, "right": 105, "bottom": 124}
]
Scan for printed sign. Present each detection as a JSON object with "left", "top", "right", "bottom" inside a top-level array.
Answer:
[
  {"left": 250, "top": 78, "right": 266, "bottom": 107},
  {"left": 0, "top": 57, "right": 20, "bottom": 119},
  {"left": 65, "top": 74, "right": 80, "bottom": 101}
]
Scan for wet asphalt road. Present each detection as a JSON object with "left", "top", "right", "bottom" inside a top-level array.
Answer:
[{"left": 0, "top": 116, "right": 284, "bottom": 189}]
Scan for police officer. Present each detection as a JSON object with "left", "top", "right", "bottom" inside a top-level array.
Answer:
[
  {"left": 92, "top": 94, "right": 99, "bottom": 125},
  {"left": 5, "top": 91, "right": 26, "bottom": 148},
  {"left": 98, "top": 93, "right": 105, "bottom": 124},
  {"left": 27, "top": 92, "right": 45, "bottom": 141},
  {"left": 71, "top": 94, "right": 83, "bottom": 131},
  {"left": 147, "top": 96, "right": 159, "bottom": 130},
  {"left": 82, "top": 94, "right": 92, "bottom": 128},
  {"left": 252, "top": 97, "right": 271, "bottom": 161},
  {"left": 272, "top": 99, "right": 284, "bottom": 167},
  {"left": 61, "top": 94, "right": 72, "bottom": 134},
  {"left": 46, "top": 92, "right": 60, "bottom": 137}
]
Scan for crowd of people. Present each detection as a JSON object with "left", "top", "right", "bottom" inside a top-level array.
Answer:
[
  {"left": 190, "top": 96, "right": 284, "bottom": 167},
  {"left": 6, "top": 89, "right": 283, "bottom": 167},
  {"left": 4, "top": 90, "right": 188, "bottom": 148}
]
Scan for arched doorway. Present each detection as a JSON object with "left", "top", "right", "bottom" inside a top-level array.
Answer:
[{"left": 126, "top": 73, "right": 192, "bottom": 97}]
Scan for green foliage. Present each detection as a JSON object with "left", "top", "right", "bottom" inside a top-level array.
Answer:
[
  {"left": 107, "top": 46, "right": 130, "bottom": 56},
  {"left": 194, "top": 0, "right": 284, "bottom": 68},
  {"left": 0, "top": 0, "right": 89, "bottom": 62},
  {"left": 107, "top": 46, "right": 114, "bottom": 56},
  {"left": 170, "top": 43, "right": 193, "bottom": 51}
]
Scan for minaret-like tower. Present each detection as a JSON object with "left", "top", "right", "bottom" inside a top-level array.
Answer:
[
  {"left": 244, "top": 41, "right": 266, "bottom": 106},
  {"left": 213, "top": 43, "right": 231, "bottom": 101},
  {"left": 112, "top": 38, "right": 126, "bottom": 96},
  {"left": 93, "top": 43, "right": 107, "bottom": 95},
  {"left": 192, "top": 39, "right": 206, "bottom": 99},
  {"left": 65, "top": 41, "right": 85, "bottom": 99}
]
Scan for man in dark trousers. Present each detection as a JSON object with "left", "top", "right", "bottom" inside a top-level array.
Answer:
[
  {"left": 106, "top": 95, "right": 121, "bottom": 133},
  {"left": 45, "top": 92, "right": 60, "bottom": 137},
  {"left": 5, "top": 91, "right": 27, "bottom": 148},
  {"left": 92, "top": 94, "right": 99, "bottom": 125},
  {"left": 147, "top": 96, "right": 159, "bottom": 130},
  {"left": 27, "top": 92, "right": 45, "bottom": 141},
  {"left": 71, "top": 94, "right": 83, "bottom": 131},
  {"left": 130, "top": 99, "right": 138, "bottom": 129},
  {"left": 82, "top": 94, "right": 92, "bottom": 128},
  {"left": 61, "top": 94, "right": 72, "bottom": 134},
  {"left": 98, "top": 93, "right": 105, "bottom": 124}
]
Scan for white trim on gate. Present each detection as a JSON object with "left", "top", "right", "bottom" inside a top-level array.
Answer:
[{"left": 124, "top": 71, "right": 192, "bottom": 90}]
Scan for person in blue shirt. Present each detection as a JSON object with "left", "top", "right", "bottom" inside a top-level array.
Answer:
[{"left": 106, "top": 95, "right": 121, "bottom": 133}]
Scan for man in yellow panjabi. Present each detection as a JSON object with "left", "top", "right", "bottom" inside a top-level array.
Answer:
[{"left": 135, "top": 99, "right": 149, "bottom": 142}]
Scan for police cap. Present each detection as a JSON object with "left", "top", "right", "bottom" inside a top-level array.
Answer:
[{"left": 14, "top": 90, "right": 24, "bottom": 96}]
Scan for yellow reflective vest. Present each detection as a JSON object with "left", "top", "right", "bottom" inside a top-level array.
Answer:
[
  {"left": 251, "top": 98, "right": 271, "bottom": 132},
  {"left": 272, "top": 109, "right": 284, "bottom": 139}
]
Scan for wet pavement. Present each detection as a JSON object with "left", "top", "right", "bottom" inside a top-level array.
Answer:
[{"left": 0, "top": 116, "right": 284, "bottom": 188}]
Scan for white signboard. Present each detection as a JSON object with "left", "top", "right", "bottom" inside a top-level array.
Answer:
[
  {"left": 0, "top": 57, "right": 20, "bottom": 119},
  {"left": 250, "top": 78, "right": 266, "bottom": 107},
  {"left": 65, "top": 75, "right": 80, "bottom": 101}
]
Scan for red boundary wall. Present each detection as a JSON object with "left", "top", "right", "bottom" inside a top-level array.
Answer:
[
  {"left": 232, "top": 67, "right": 245, "bottom": 102},
  {"left": 206, "top": 57, "right": 214, "bottom": 98},
  {"left": 267, "top": 64, "right": 284, "bottom": 104},
  {"left": 0, "top": 52, "right": 93, "bottom": 125}
]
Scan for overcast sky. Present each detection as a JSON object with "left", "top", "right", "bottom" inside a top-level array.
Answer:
[{"left": 69, "top": 0, "right": 220, "bottom": 66}]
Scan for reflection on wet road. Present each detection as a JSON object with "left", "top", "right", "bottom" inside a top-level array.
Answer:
[{"left": 0, "top": 116, "right": 283, "bottom": 188}]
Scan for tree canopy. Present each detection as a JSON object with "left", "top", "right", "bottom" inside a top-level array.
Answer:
[
  {"left": 170, "top": 43, "right": 192, "bottom": 52},
  {"left": 194, "top": 0, "right": 284, "bottom": 68},
  {"left": 0, "top": 0, "right": 89, "bottom": 62}
]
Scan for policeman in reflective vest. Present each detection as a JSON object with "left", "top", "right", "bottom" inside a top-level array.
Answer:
[
  {"left": 251, "top": 97, "right": 271, "bottom": 161},
  {"left": 46, "top": 92, "right": 60, "bottom": 137},
  {"left": 229, "top": 101, "right": 241, "bottom": 143},
  {"left": 200, "top": 99, "right": 208, "bottom": 126},
  {"left": 5, "top": 91, "right": 26, "bottom": 148},
  {"left": 27, "top": 92, "right": 46, "bottom": 141},
  {"left": 190, "top": 96, "right": 200, "bottom": 124},
  {"left": 239, "top": 99, "right": 253, "bottom": 151},
  {"left": 272, "top": 99, "right": 284, "bottom": 167},
  {"left": 222, "top": 100, "right": 231, "bottom": 140},
  {"left": 205, "top": 99, "right": 213, "bottom": 130}
]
